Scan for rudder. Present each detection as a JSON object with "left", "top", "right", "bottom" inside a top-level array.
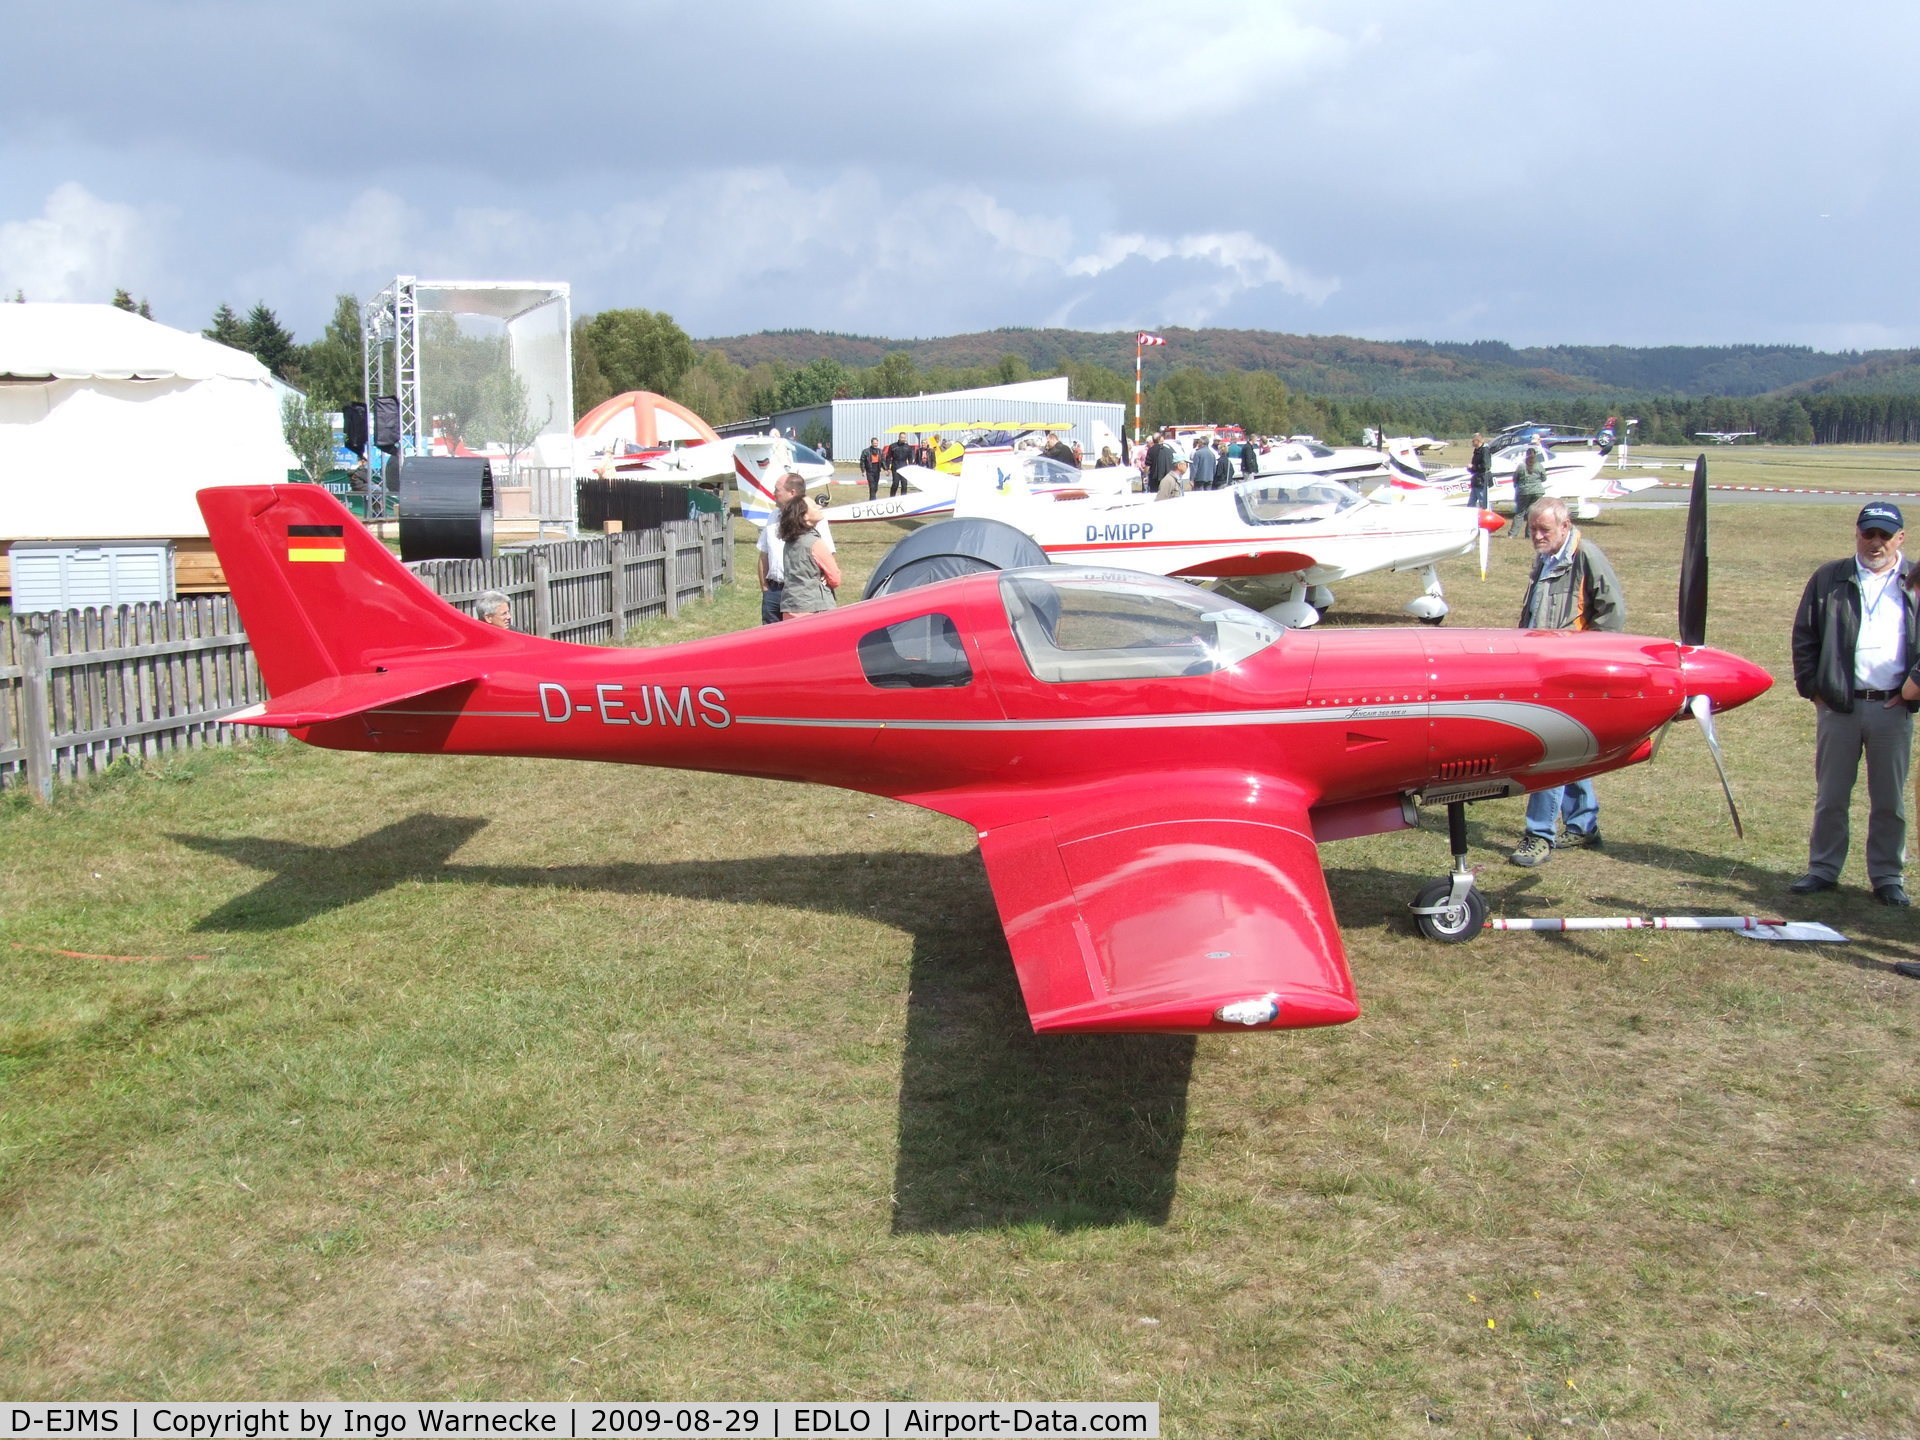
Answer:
[{"left": 197, "top": 484, "right": 496, "bottom": 696}]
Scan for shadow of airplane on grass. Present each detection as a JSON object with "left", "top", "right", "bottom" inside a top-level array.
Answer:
[
  {"left": 169, "top": 816, "right": 1194, "bottom": 1234},
  {"left": 173, "top": 806, "right": 1915, "bottom": 1231}
]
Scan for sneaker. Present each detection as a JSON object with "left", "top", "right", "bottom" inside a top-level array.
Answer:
[
  {"left": 1508, "top": 835, "right": 1553, "bottom": 868},
  {"left": 1553, "top": 829, "right": 1603, "bottom": 850}
]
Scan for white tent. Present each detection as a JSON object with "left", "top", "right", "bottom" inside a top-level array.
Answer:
[{"left": 0, "top": 304, "right": 300, "bottom": 541}]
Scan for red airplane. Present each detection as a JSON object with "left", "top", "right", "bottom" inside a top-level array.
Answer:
[{"left": 197, "top": 466, "right": 1769, "bottom": 1037}]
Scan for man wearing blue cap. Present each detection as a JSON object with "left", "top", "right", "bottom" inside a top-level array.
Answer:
[{"left": 1789, "top": 501, "right": 1920, "bottom": 905}]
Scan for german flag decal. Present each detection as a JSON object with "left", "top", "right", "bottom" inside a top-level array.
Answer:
[{"left": 287, "top": 524, "right": 346, "bottom": 562}]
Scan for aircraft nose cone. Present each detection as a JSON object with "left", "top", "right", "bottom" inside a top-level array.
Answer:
[
  {"left": 1477, "top": 508, "right": 1506, "bottom": 533},
  {"left": 1680, "top": 646, "right": 1773, "bottom": 714}
]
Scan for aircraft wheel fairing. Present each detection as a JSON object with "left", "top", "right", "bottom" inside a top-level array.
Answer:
[
  {"left": 1264, "top": 599, "right": 1321, "bottom": 628},
  {"left": 1412, "top": 878, "right": 1485, "bottom": 942}
]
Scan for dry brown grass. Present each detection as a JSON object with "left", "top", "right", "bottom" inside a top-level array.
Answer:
[{"left": 2, "top": 486, "right": 1918, "bottom": 1435}]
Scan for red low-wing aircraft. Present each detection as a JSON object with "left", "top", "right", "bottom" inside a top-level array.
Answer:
[{"left": 198, "top": 469, "right": 1769, "bottom": 1036}]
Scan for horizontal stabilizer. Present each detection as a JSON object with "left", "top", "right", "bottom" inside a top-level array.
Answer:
[{"left": 226, "top": 666, "right": 485, "bottom": 728}]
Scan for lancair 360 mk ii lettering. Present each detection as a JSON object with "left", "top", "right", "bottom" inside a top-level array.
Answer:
[{"left": 198, "top": 462, "right": 1767, "bottom": 1036}]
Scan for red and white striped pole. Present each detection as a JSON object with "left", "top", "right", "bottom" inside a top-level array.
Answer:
[
  {"left": 1133, "top": 339, "right": 1143, "bottom": 447},
  {"left": 1133, "top": 333, "right": 1164, "bottom": 448}
]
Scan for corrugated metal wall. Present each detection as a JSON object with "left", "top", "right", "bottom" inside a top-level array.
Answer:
[{"left": 824, "top": 397, "right": 1127, "bottom": 461}]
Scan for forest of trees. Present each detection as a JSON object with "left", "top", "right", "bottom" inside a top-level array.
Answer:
[{"left": 77, "top": 289, "right": 1920, "bottom": 448}]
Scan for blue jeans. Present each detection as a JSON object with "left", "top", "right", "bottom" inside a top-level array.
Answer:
[
  {"left": 760, "top": 585, "right": 785, "bottom": 625},
  {"left": 1525, "top": 780, "right": 1597, "bottom": 840}
]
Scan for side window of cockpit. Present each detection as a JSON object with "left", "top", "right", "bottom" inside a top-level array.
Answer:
[{"left": 858, "top": 613, "right": 973, "bottom": 689}]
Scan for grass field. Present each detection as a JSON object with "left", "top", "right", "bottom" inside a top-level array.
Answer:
[{"left": 3, "top": 487, "right": 1919, "bottom": 1435}]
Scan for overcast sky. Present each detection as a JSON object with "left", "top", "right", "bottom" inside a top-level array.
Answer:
[{"left": 5, "top": 0, "right": 1915, "bottom": 352}]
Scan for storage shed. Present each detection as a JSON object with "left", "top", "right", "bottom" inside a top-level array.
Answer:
[{"left": 0, "top": 303, "right": 300, "bottom": 596}]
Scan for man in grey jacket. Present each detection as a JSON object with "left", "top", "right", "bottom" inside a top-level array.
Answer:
[
  {"left": 1789, "top": 501, "right": 1918, "bottom": 905},
  {"left": 1189, "top": 437, "right": 1218, "bottom": 490},
  {"left": 1508, "top": 498, "right": 1627, "bottom": 867}
]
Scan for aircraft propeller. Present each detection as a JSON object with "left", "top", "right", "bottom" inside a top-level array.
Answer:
[{"left": 1673, "top": 455, "right": 1745, "bottom": 838}]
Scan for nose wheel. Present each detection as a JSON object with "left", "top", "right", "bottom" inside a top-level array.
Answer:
[{"left": 1409, "top": 800, "right": 1486, "bottom": 942}]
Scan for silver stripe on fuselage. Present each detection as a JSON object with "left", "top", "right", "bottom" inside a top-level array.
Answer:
[{"left": 735, "top": 700, "right": 1598, "bottom": 769}]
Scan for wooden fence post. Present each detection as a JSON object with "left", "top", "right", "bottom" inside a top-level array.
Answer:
[
  {"left": 532, "top": 549, "right": 553, "bottom": 638},
  {"left": 663, "top": 528, "right": 681, "bottom": 619},
  {"left": 699, "top": 517, "right": 714, "bottom": 600},
  {"left": 608, "top": 533, "right": 629, "bottom": 635},
  {"left": 19, "top": 615, "right": 53, "bottom": 802}
]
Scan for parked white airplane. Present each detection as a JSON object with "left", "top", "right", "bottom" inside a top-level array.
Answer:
[
  {"left": 1374, "top": 440, "right": 1660, "bottom": 519},
  {"left": 1246, "top": 437, "right": 1397, "bottom": 487},
  {"left": 807, "top": 449, "right": 1137, "bottom": 527},
  {"left": 955, "top": 471, "right": 1503, "bottom": 627},
  {"left": 1695, "top": 431, "right": 1758, "bottom": 444},
  {"left": 638, "top": 433, "right": 835, "bottom": 498}
]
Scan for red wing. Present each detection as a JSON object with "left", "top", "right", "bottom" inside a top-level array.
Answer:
[
  {"left": 1170, "top": 548, "right": 1318, "bottom": 578},
  {"left": 973, "top": 779, "right": 1358, "bottom": 1034}
]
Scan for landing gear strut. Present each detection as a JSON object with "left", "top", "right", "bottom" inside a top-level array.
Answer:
[{"left": 1409, "top": 800, "right": 1486, "bottom": 942}]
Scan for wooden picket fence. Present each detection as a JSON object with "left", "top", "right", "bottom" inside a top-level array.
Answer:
[
  {"left": 0, "top": 514, "right": 733, "bottom": 798},
  {"left": 409, "top": 514, "right": 733, "bottom": 645}
]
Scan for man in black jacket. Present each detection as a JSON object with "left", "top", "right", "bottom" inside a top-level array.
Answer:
[
  {"left": 859, "top": 437, "right": 885, "bottom": 500},
  {"left": 1789, "top": 501, "right": 1920, "bottom": 905},
  {"left": 1145, "top": 429, "right": 1175, "bottom": 494},
  {"left": 885, "top": 434, "right": 916, "bottom": 497}
]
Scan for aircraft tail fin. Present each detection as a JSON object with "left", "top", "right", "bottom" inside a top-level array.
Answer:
[
  {"left": 732, "top": 437, "right": 831, "bottom": 526},
  {"left": 734, "top": 450, "right": 780, "bottom": 526},
  {"left": 197, "top": 484, "right": 517, "bottom": 699},
  {"left": 1382, "top": 442, "right": 1430, "bottom": 487}
]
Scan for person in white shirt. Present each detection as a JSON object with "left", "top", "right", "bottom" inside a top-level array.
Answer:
[
  {"left": 1789, "top": 502, "right": 1919, "bottom": 905},
  {"left": 755, "top": 473, "right": 835, "bottom": 624}
]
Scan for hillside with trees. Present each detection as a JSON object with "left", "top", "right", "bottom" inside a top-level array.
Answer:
[{"left": 73, "top": 289, "right": 1915, "bottom": 450}]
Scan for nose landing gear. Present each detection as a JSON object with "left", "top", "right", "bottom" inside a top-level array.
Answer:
[{"left": 1409, "top": 800, "right": 1486, "bottom": 942}]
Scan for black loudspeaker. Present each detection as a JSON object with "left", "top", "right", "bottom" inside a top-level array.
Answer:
[
  {"left": 372, "top": 395, "right": 401, "bottom": 453},
  {"left": 397, "top": 456, "right": 494, "bottom": 561},
  {"left": 342, "top": 400, "right": 369, "bottom": 457}
]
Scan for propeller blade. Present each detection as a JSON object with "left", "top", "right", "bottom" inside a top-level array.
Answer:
[
  {"left": 1677, "top": 454, "right": 1708, "bottom": 647},
  {"left": 1479, "top": 524, "right": 1490, "bottom": 581},
  {"left": 1688, "top": 692, "right": 1744, "bottom": 838},
  {"left": 1648, "top": 715, "right": 1675, "bottom": 761}
]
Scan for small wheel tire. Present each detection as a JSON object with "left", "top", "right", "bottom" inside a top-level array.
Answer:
[
  {"left": 1418, "top": 614, "right": 1445, "bottom": 627},
  {"left": 1413, "top": 878, "right": 1486, "bottom": 942}
]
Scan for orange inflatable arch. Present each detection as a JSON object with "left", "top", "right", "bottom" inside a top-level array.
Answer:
[{"left": 573, "top": 390, "right": 720, "bottom": 449}]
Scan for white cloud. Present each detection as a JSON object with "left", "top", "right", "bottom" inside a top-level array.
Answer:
[
  {"left": 1066, "top": 230, "right": 1338, "bottom": 326},
  {"left": 0, "top": 182, "right": 144, "bottom": 302},
  {"left": 1061, "top": 0, "right": 1357, "bottom": 124}
]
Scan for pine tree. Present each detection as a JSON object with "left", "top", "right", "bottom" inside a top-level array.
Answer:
[
  {"left": 204, "top": 303, "right": 246, "bottom": 349},
  {"left": 244, "top": 303, "right": 300, "bottom": 381},
  {"left": 112, "top": 288, "right": 137, "bottom": 312}
]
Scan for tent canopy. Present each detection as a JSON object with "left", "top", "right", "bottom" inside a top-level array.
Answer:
[
  {"left": 864, "top": 516, "right": 1050, "bottom": 599},
  {"left": 1, "top": 304, "right": 297, "bottom": 540},
  {"left": 0, "top": 303, "right": 274, "bottom": 383}
]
